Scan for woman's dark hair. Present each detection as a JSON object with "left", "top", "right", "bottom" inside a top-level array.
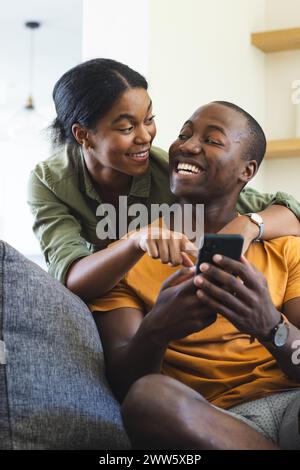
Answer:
[{"left": 50, "top": 58, "right": 148, "bottom": 148}]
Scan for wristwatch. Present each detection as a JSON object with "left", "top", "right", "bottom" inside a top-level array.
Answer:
[
  {"left": 245, "top": 213, "right": 264, "bottom": 242},
  {"left": 267, "top": 313, "right": 290, "bottom": 347}
]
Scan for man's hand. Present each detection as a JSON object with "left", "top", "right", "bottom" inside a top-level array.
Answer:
[
  {"left": 145, "top": 266, "right": 217, "bottom": 347},
  {"left": 193, "top": 254, "right": 281, "bottom": 341}
]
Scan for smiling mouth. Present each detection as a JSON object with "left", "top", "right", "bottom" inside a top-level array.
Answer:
[
  {"left": 175, "top": 162, "right": 204, "bottom": 175},
  {"left": 125, "top": 149, "right": 150, "bottom": 160}
]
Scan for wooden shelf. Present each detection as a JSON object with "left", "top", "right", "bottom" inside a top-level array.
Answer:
[
  {"left": 265, "top": 139, "right": 300, "bottom": 159},
  {"left": 251, "top": 27, "right": 300, "bottom": 52}
]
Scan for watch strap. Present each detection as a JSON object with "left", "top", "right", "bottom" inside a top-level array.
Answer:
[
  {"left": 245, "top": 213, "right": 264, "bottom": 242},
  {"left": 249, "top": 313, "right": 289, "bottom": 345}
]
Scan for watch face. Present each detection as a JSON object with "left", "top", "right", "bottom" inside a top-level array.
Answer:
[
  {"left": 274, "top": 324, "right": 289, "bottom": 347},
  {"left": 251, "top": 213, "right": 263, "bottom": 225}
]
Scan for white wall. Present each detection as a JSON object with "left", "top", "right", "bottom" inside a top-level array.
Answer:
[
  {"left": 82, "top": 0, "right": 150, "bottom": 76},
  {"left": 82, "top": 0, "right": 267, "bottom": 191},
  {"left": 1, "top": 0, "right": 297, "bottom": 257},
  {"left": 82, "top": 0, "right": 300, "bottom": 203},
  {"left": 263, "top": 0, "right": 300, "bottom": 201},
  {"left": 148, "top": 0, "right": 267, "bottom": 191},
  {"left": 0, "top": 0, "right": 83, "bottom": 257}
]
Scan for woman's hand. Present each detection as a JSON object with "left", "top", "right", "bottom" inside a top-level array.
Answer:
[
  {"left": 128, "top": 226, "right": 197, "bottom": 267},
  {"left": 218, "top": 215, "right": 259, "bottom": 254}
]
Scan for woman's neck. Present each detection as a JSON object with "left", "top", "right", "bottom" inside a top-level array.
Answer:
[{"left": 83, "top": 151, "right": 132, "bottom": 202}]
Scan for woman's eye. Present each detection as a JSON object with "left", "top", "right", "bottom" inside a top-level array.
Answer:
[
  {"left": 119, "top": 127, "right": 133, "bottom": 133},
  {"left": 178, "top": 134, "right": 188, "bottom": 141}
]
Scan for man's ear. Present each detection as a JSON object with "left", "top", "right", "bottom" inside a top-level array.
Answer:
[
  {"left": 239, "top": 159, "right": 258, "bottom": 184},
  {"left": 71, "top": 123, "right": 91, "bottom": 147}
]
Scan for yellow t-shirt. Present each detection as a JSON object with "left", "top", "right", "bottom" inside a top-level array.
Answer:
[{"left": 89, "top": 236, "right": 300, "bottom": 409}]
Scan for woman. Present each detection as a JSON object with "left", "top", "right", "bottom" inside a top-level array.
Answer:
[{"left": 28, "top": 58, "right": 300, "bottom": 301}]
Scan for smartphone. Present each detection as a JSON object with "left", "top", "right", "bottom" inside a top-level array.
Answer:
[{"left": 195, "top": 234, "right": 244, "bottom": 275}]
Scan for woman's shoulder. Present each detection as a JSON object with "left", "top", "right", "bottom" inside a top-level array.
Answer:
[
  {"left": 149, "top": 146, "right": 169, "bottom": 173},
  {"left": 31, "top": 144, "right": 80, "bottom": 188}
]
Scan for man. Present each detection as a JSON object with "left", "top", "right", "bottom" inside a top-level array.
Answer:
[{"left": 90, "top": 101, "right": 300, "bottom": 449}]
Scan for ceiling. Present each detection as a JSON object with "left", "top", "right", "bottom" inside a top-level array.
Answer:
[{"left": 0, "top": 0, "right": 82, "bottom": 33}]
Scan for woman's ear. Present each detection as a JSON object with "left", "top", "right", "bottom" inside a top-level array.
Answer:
[
  {"left": 71, "top": 123, "right": 90, "bottom": 147},
  {"left": 239, "top": 159, "right": 258, "bottom": 184}
]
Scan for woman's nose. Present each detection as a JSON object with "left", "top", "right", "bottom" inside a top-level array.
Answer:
[{"left": 134, "top": 125, "right": 152, "bottom": 144}]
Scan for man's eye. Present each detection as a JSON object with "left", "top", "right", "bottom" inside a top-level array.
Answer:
[
  {"left": 205, "top": 138, "right": 222, "bottom": 145},
  {"left": 178, "top": 134, "right": 189, "bottom": 140},
  {"left": 146, "top": 115, "right": 156, "bottom": 124}
]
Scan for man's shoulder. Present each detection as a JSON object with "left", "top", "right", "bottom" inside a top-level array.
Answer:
[
  {"left": 259, "top": 236, "right": 300, "bottom": 267},
  {"left": 263, "top": 235, "right": 300, "bottom": 251},
  {"left": 247, "top": 236, "right": 300, "bottom": 265}
]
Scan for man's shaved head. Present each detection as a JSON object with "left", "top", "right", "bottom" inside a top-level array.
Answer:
[{"left": 213, "top": 101, "right": 266, "bottom": 167}]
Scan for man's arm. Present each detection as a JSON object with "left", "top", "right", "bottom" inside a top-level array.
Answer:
[
  {"left": 92, "top": 267, "right": 217, "bottom": 403},
  {"left": 259, "top": 297, "right": 300, "bottom": 382},
  {"left": 194, "top": 254, "right": 300, "bottom": 382},
  {"left": 93, "top": 307, "right": 167, "bottom": 403}
]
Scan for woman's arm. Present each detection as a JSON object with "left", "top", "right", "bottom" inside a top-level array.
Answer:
[
  {"left": 257, "top": 204, "right": 300, "bottom": 238},
  {"left": 219, "top": 205, "right": 300, "bottom": 253},
  {"left": 29, "top": 171, "right": 194, "bottom": 301},
  {"left": 67, "top": 227, "right": 195, "bottom": 300},
  {"left": 28, "top": 171, "right": 92, "bottom": 283},
  {"left": 237, "top": 187, "right": 300, "bottom": 221},
  {"left": 28, "top": 171, "right": 144, "bottom": 298},
  {"left": 66, "top": 238, "right": 144, "bottom": 300},
  {"left": 222, "top": 188, "right": 300, "bottom": 252}
]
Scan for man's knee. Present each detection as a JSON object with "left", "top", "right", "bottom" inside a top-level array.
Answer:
[
  {"left": 121, "top": 374, "right": 209, "bottom": 449},
  {"left": 122, "top": 374, "right": 172, "bottom": 420},
  {"left": 121, "top": 373, "right": 205, "bottom": 425}
]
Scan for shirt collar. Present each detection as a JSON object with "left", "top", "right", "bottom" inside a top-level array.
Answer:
[
  {"left": 76, "top": 147, "right": 101, "bottom": 202},
  {"left": 128, "top": 165, "right": 151, "bottom": 198}
]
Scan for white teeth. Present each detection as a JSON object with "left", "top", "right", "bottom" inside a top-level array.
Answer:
[
  {"left": 128, "top": 150, "right": 148, "bottom": 157},
  {"left": 177, "top": 162, "right": 201, "bottom": 174},
  {"left": 178, "top": 170, "right": 194, "bottom": 175}
]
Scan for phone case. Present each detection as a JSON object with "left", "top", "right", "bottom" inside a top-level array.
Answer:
[{"left": 196, "top": 234, "right": 244, "bottom": 274}]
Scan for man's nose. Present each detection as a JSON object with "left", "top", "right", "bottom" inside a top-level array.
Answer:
[{"left": 179, "top": 137, "right": 202, "bottom": 154}]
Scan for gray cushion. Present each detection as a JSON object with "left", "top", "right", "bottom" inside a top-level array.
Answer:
[{"left": 0, "top": 240, "right": 130, "bottom": 449}]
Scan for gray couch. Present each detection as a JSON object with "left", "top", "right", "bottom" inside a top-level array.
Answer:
[{"left": 0, "top": 240, "right": 130, "bottom": 449}]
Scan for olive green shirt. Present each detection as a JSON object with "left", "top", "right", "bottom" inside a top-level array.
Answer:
[{"left": 28, "top": 144, "right": 300, "bottom": 285}]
